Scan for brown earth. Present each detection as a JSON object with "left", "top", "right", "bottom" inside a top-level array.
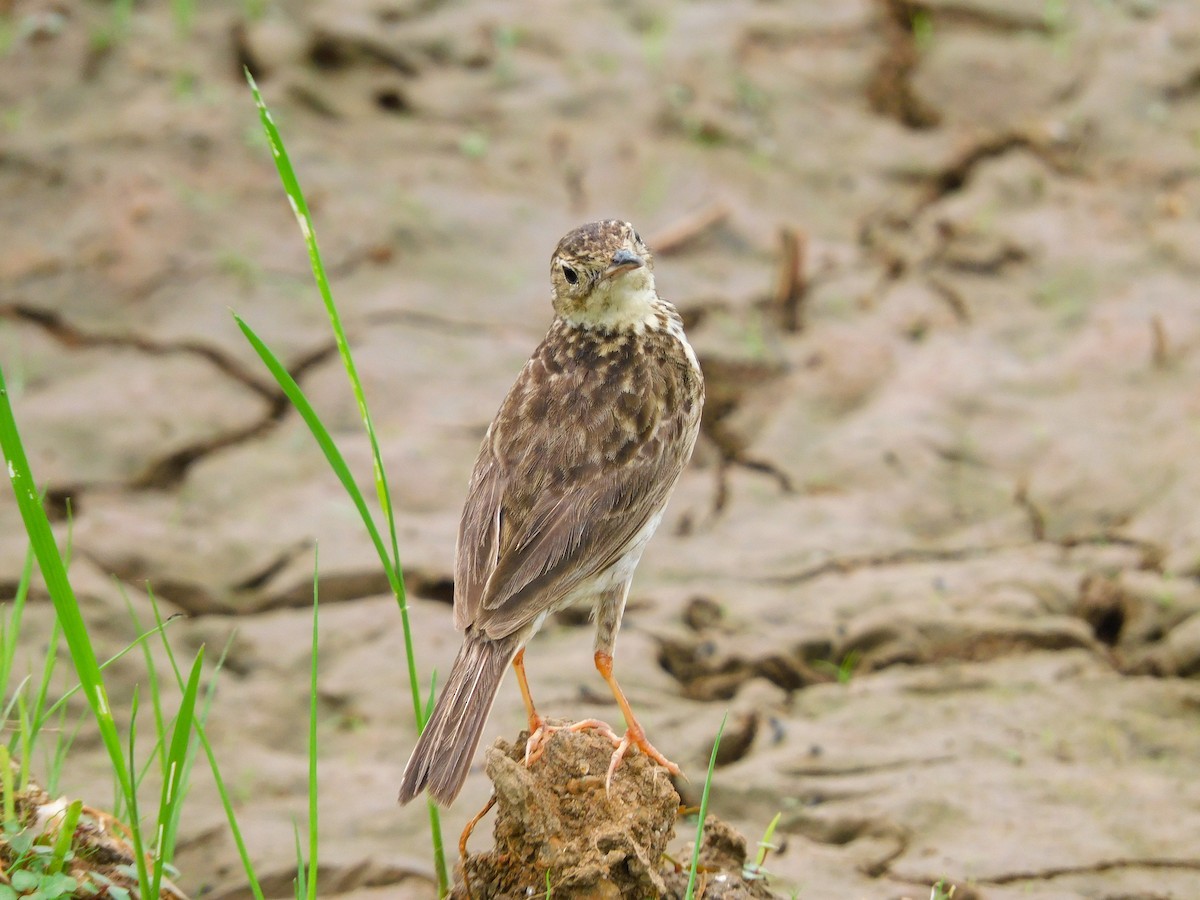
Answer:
[
  {"left": 459, "top": 728, "right": 680, "bottom": 899},
  {"left": 457, "top": 726, "right": 776, "bottom": 899},
  {"left": 3, "top": 0, "right": 1200, "bottom": 897}
]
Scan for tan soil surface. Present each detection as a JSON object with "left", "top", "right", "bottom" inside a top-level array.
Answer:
[{"left": 3, "top": 0, "right": 1200, "bottom": 897}]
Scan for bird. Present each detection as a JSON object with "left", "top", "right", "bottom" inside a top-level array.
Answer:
[{"left": 396, "top": 220, "right": 705, "bottom": 807}]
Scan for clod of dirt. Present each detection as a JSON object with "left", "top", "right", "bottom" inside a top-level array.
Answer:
[
  {"left": 458, "top": 726, "right": 679, "bottom": 899},
  {"left": 656, "top": 633, "right": 829, "bottom": 701},
  {"left": 683, "top": 596, "right": 726, "bottom": 632},
  {"left": 660, "top": 816, "right": 776, "bottom": 899},
  {"left": 457, "top": 727, "right": 783, "bottom": 899}
]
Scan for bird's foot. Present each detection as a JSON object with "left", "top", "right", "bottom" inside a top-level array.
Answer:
[
  {"left": 548, "top": 718, "right": 683, "bottom": 794},
  {"left": 601, "top": 722, "right": 683, "bottom": 795},
  {"left": 524, "top": 717, "right": 620, "bottom": 766},
  {"left": 525, "top": 717, "right": 683, "bottom": 794}
]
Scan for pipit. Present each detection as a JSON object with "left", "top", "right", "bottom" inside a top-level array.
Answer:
[{"left": 397, "top": 220, "right": 704, "bottom": 807}]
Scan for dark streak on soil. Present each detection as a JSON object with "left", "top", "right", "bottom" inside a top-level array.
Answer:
[{"left": 1, "top": 302, "right": 339, "bottom": 492}]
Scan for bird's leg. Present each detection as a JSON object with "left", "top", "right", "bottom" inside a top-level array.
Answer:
[
  {"left": 559, "top": 583, "right": 682, "bottom": 791},
  {"left": 512, "top": 648, "right": 541, "bottom": 733},
  {"left": 515, "top": 645, "right": 616, "bottom": 764},
  {"left": 591, "top": 649, "right": 683, "bottom": 792},
  {"left": 512, "top": 648, "right": 551, "bottom": 764}
]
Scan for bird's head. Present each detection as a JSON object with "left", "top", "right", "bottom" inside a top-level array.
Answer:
[{"left": 549, "top": 220, "right": 658, "bottom": 331}]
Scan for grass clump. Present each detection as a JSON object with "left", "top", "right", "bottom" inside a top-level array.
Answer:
[{"left": 239, "top": 71, "right": 450, "bottom": 894}]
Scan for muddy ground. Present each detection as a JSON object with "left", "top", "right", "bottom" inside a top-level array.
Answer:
[{"left": 3, "top": 0, "right": 1200, "bottom": 897}]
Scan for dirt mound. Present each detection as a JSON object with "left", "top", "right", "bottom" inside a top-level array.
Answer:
[{"left": 458, "top": 726, "right": 777, "bottom": 899}]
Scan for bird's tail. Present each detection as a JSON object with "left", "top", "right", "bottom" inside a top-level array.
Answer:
[{"left": 397, "top": 632, "right": 518, "bottom": 806}]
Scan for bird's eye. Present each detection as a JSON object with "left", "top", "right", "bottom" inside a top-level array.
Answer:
[
  {"left": 633, "top": 231, "right": 643, "bottom": 245},
  {"left": 562, "top": 264, "right": 578, "bottom": 285}
]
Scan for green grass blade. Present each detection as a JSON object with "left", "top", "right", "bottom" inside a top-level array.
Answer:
[
  {"left": 743, "top": 811, "right": 781, "bottom": 881},
  {"left": 15, "top": 694, "right": 30, "bottom": 790},
  {"left": 0, "top": 744, "right": 14, "bottom": 826},
  {"left": 243, "top": 70, "right": 404, "bottom": 581},
  {"left": 44, "top": 708, "right": 80, "bottom": 797},
  {"left": 188, "top": 719, "right": 266, "bottom": 899},
  {"left": 38, "top": 617, "right": 179, "bottom": 724},
  {"left": 148, "top": 595, "right": 265, "bottom": 900},
  {"left": 240, "top": 74, "right": 418, "bottom": 713},
  {"left": 132, "top": 717, "right": 167, "bottom": 797},
  {"left": 0, "top": 363, "right": 151, "bottom": 892},
  {"left": 235, "top": 317, "right": 447, "bottom": 875},
  {"left": 47, "top": 799, "right": 82, "bottom": 875},
  {"left": 1, "top": 675, "right": 30, "bottom": 754},
  {"left": 146, "top": 588, "right": 210, "bottom": 866},
  {"left": 233, "top": 318, "right": 399, "bottom": 595},
  {"left": 306, "top": 552, "right": 318, "bottom": 900},
  {"left": 28, "top": 618, "right": 62, "bottom": 763},
  {"left": 685, "top": 712, "right": 727, "bottom": 900},
  {"left": 424, "top": 674, "right": 437, "bottom": 723},
  {"left": 123, "top": 686, "right": 141, "bottom": 846},
  {"left": 242, "top": 76, "right": 447, "bottom": 895},
  {"left": 0, "top": 546, "right": 34, "bottom": 706},
  {"left": 756, "top": 811, "right": 781, "bottom": 868},
  {"left": 292, "top": 821, "right": 307, "bottom": 900},
  {"left": 123, "top": 587, "right": 169, "bottom": 786},
  {"left": 151, "top": 648, "right": 204, "bottom": 900}
]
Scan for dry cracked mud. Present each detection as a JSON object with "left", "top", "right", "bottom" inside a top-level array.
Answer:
[{"left": 3, "top": 0, "right": 1200, "bottom": 897}]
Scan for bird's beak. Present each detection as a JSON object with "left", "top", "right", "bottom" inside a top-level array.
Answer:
[{"left": 604, "top": 248, "right": 645, "bottom": 280}]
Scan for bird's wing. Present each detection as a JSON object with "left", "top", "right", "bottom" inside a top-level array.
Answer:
[
  {"left": 453, "top": 446, "right": 504, "bottom": 632},
  {"left": 453, "top": 329, "right": 700, "bottom": 639}
]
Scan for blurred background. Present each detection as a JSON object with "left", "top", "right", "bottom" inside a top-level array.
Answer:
[{"left": 2, "top": 0, "right": 1200, "bottom": 897}]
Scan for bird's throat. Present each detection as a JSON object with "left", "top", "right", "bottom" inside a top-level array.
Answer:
[{"left": 563, "top": 269, "right": 661, "bottom": 333}]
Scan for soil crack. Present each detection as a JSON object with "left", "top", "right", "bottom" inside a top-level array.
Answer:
[
  {"left": 698, "top": 354, "right": 794, "bottom": 516},
  {"left": 92, "top": 554, "right": 454, "bottom": 617},
  {"left": 2, "top": 301, "right": 339, "bottom": 492},
  {"left": 766, "top": 526, "right": 1164, "bottom": 586},
  {"left": 129, "top": 341, "right": 336, "bottom": 490},
  {"left": 763, "top": 543, "right": 1034, "bottom": 585},
  {"left": 0, "top": 303, "right": 278, "bottom": 401},
  {"left": 890, "top": 855, "right": 1200, "bottom": 890},
  {"left": 867, "top": 0, "right": 943, "bottom": 129}
]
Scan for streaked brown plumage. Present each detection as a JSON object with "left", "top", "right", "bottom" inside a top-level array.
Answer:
[{"left": 397, "top": 220, "right": 704, "bottom": 806}]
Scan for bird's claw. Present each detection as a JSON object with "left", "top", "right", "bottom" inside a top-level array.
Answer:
[
  {"left": 602, "top": 729, "right": 682, "bottom": 793},
  {"left": 525, "top": 718, "right": 683, "bottom": 795},
  {"left": 523, "top": 721, "right": 551, "bottom": 765},
  {"left": 524, "top": 717, "right": 618, "bottom": 765}
]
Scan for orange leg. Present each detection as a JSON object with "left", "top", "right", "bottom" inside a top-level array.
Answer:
[
  {"left": 515, "top": 647, "right": 621, "bottom": 765},
  {"left": 513, "top": 648, "right": 562, "bottom": 765},
  {"left": 591, "top": 650, "right": 682, "bottom": 789},
  {"left": 514, "top": 648, "right": 683, "bottom": 789},
  {"left": 512, "top": 648, "right": 541, "bottom": 734}
]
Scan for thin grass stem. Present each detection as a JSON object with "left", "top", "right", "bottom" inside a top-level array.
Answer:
[
  {"left": 150, "top": 649, "right": 204, "bottom": 900},
  {"left": 29, "top": 618, "right": 62, "bottom": 767},
  {"left": 306, "top": 552, "right": 319, "bottom": 900},
  {"left": 0, "top": 547, "right": 34, "bottom": 709},
  {"left": 47, "top": 799, "right": 82, "bottom": 875},
  {"left": 685, "top": 713, "right": 727, "bottom": 900},
  {"left": 237, "top": 74, "right": 448, "bottom": 889},
  {"left": 148, "top": 594, "right": 265, "bottom": 900},
  {"left": 0, "top": 744, "right": 14, "bottom": 826}
]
